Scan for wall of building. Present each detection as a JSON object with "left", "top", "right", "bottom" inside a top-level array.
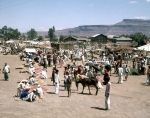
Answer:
[{"left": 51, "top": 43, "right": 74, "bottom": 50}]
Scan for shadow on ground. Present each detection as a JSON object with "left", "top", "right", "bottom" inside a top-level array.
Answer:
[
  {"left": 140, "top": 83, "right": 150, "bottom": 86},
  {"left": 59, "top": 96, "right": 68, "bottom": 97},
  {"left": 46, "top": 92, "right": 55, "bottom": 94},
  {"left": 91, "top": 107, "right": 106, "bottom": 110},
  {"left": 78, "top": 92, "right": 93, "bottom": 95}
]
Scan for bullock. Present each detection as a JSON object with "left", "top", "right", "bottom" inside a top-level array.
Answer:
[{"left": 75, "top": 76, "right": 98, "bottom": 95}]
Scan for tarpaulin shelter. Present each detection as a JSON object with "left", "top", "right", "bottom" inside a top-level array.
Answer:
[{"left": 25, "top": 48, "right": 37, "bottom": 53}]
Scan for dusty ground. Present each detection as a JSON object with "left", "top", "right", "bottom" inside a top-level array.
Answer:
[{"left": 0, "top": 54, "right": 150, "bottom": 118}]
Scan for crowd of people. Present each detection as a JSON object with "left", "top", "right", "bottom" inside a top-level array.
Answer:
[{"left": 2, "top": 45, "right": 150, "bottom": 110}]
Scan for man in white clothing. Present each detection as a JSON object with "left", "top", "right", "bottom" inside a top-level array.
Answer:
[
  {"left": 36, "top": 85, "right": 43, "bottom": 98},
  {"left": 118, "top": 65, "right": 123, "bottom": 84},
  {"left": 40, "top": 69, "right": 47, "bottom": 79},
  {"left": 28, "top": 64, "right": 35, "bottom": 76},
  {"left": 81, "top": 54, "right": 85, "bottom": 65},
  {"left": 104, "top": 59, "right": 110, "bottom": 66},
  {"left": 29, "top": 75, "right": 35, "bottom": 85},
  {"left": 16, "top": 81, "right": 25, "bottom": 97},
  {"left": 55, "top": 70, "right": 60, "bottom": 94},
  {"left": 2, "top": 63, "right": 10, "bottom": 81},
  {"left": 105, "top": 77, "right": 111, "bottom": 110}
]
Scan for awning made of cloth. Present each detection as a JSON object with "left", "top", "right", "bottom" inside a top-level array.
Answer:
[{"left": 25, "top": 48, "right": 37, "bottom": 53}]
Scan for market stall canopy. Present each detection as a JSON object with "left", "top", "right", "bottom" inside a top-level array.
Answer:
[
  {"left": 6, "top": 40, "right": 14, "bottom": 44},
  {"left": 45, "top": 46, "right": 53, "bottom": 50},
  {"left": 25, "top": 48, "right": 37, "bottom": 53},
  {"left": 137, "top": 44, "right": 150, "bottom": 51},
  {"left": 40, "top": 46, "right": 53, "bottom": 50}
]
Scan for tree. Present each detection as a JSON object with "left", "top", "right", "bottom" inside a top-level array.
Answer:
[
  {"left": 27, "top": 28, "right": 37, "bottom": 40},
  {"left": 59, "top": 35, "right": 66, "bottom": 42},
  {"left": 130, "top": 32, "right": 148, "bottom": 46},
  {"left": 37, "top": 36, "right": 43, "bottom": 41},
  {"left": 0, "top": 26, "right": 21, "bottom": 40},
  {"left": 48, "top": 26, "right": 55, "bottom": 41}
]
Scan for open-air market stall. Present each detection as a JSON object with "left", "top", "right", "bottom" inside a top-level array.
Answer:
[
  {"left": 25, "top": 48, "right": 37, "bottom": 53},
  {"left": 39, "top": 46, "right": 53, "bottom": 53},
  {"left": 6, "top": 40, "right": 14, "bottom": 44}
]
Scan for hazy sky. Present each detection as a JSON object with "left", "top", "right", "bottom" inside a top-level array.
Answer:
[{"left": 0, "top": 0, "right": 150, "bottom": 32}]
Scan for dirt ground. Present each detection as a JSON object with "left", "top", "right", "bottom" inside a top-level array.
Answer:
[{"left": 0, "top": 54, "right": 150, "bottom": 118}]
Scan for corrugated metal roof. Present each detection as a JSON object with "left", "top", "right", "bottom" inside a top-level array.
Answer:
[{"left": 91, "top": 34, "right": 100, "bottom": 37}]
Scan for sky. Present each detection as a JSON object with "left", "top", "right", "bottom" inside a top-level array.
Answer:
[{"left": 0, "top": 0, "right": 150, "bottom": 33}]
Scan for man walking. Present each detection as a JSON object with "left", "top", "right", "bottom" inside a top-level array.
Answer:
[
  {"left": 118, "top": 65, "right": 123, "bottom": 84},
  {"left": 105, "top": 76, "right": 111, "bottom": 110},
  {"left": 2, "top": 63, "right": 10, "bottom": 81},
  {"left": 55, "top": 70, "right": 60, "bottom": 94},
  {"left": 125, "top": 65, "right": 130, "bottom": 81}
]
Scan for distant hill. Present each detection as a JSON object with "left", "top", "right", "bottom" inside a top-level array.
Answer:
[{"left": 37, "top": 19, "right": 150, "bottom": 37}]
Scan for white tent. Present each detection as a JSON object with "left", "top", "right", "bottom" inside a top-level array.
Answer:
[
  {"left": 6, "top": 40, "right": 14, "bottom": 44},
  {"left": 137, "top": 44, "right": 150, "bottom": 51},
  {"left": 25, "top": 48, "right": 37, "bottom": 53}
]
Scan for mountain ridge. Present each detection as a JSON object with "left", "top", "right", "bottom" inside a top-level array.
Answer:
[{"left": 36, "top": 19, "right": 150, "bottom": 37}]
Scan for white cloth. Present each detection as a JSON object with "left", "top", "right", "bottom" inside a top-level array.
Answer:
[
  {"left": 40, "top": 70, "right": 47, "bottom": 79},
  {"left": 23, "top": 92, "right": 36, "bottom": 102},
  {"left": 55, "top": 73, "right": 60, "bottom": 94},
  {"left": 105, "top": 96, "right": 110, "bottom": 109},
  {"left": 29, "top": 77, "right": 35, "bottom": 84},
  {"left": 17, "top": 82, "right": 25, "bottom": 97},
  {"left": 118, "top": 67, "right": 123, "bottom": 83},
  {"left": 98, "top": 81, "right": 103, "bottom": 89},
  {"left": 3, "top": 65, "right": 10, "bottom": 73},
  {"left": 37, "top": 87, "right": 43, "bottom": 98},
  {"left": 105, "top": 82, "right": 111, "bottom": 109},
  {"left": 28, "top": 67, "right": 35, "bottom": 75},
  {"left": 105, "top": 60, "right": 110, "bottom": 66}
]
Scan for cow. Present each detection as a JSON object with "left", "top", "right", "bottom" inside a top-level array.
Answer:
[{"left": 75, "top": 77, "right": 98, "bottom": 95}]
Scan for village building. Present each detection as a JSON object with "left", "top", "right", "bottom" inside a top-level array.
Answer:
[
  {"left": 108, "top": 36, "right": 132, "bottom": 46},
  {"left": 90, "top": 34, "right": 108, "bottom": 43},
  {"left": 63, "top": 36, "right": 90, "bottom": 43}
]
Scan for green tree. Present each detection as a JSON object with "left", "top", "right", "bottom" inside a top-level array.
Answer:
[
  {"left": 0, "top": 26, "right": 21, "bottom": 40},
  {"left": 130, "top": 32, "right": 148, "bottom": 46},
  {"left": 48, "top": 26, "right": 55, "bottom": 41},
  {"left": 59, "top": 35, "right": 66, "bottom": 42},
  {"left": 27, "top": 28, "right": 37, "bottom": 40},
  {"left": 37, "top": 36, "right": 43, "bottom": 41}
]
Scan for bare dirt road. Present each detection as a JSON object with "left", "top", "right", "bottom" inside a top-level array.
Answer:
[{"left": 0, "top": 54, "right": 150, "bottom": 118}]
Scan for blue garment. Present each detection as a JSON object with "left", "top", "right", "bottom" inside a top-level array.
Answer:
[{"left": 20, "top": 90, "right": 28, "bottom": 99}]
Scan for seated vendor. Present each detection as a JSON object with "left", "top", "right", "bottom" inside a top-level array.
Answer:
[
  {"left": 36, "top": 85, "right": 43, "bottom": 98},
  {"left": 20, "top": 88, "right": 30, "bottom": 99},
  {"left": 23, "top": 89, "right": 37, "bottom": 102}
]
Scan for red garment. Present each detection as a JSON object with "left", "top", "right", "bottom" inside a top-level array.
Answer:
[{"left": 78, "top": 67, "right": 82, "bottom": 74}]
